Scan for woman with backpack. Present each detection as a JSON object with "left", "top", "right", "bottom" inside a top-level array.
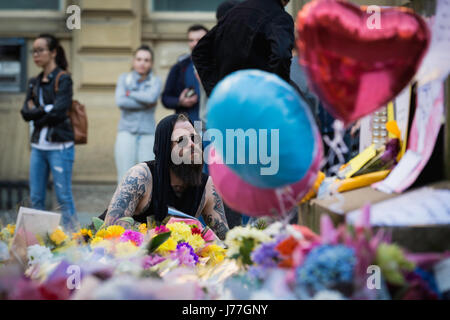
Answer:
[
  {"left": 20, "top": 34, "right": 79, "bottom": 231},
  {"left": 114, "top": 45, "right": 162, "bottom": 184}
]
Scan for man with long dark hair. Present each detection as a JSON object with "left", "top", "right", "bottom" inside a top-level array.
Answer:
[{"left": 102, "top": 114, "right": 229, "bottom": 240}]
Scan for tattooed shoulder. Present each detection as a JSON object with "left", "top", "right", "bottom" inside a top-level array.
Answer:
[{"left": 105, "top": 163, "right": 152, "bottom": 227}]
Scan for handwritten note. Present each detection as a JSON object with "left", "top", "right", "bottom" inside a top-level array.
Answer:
[
  {"left": 347, "top": 188, "right": 450, "bottom": 226},
  {"left": 10, "top": 207, "right": 61, "bottom": 266},
  {"left": 375, "top": 79, "right": 444, "bottom": 193},
  {"left": 416, "top": 0, "right": 450, "bottom": 84},
  {"left": 394, "top": 86, "right": 411, "bottom": 157}
]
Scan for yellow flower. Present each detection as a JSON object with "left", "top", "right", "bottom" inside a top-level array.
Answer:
[
  {"left": 115, "top": 241, "right": 139, "bottom": 257},
  {"left": 6, "top": 224, "right": 15, "bottom": 235},
  {"left": 90, "top": 236, "right": 104, "bottom": 245},
  {"left": 138, "top": 223, "right": 148, "bottom": 234},
  {"left": 167, "top": 222, "right": 192, "bottom": 243},
  {"left": 72, "top": 228, "right": 93, "bottom": 241},
  {"left": 104, "top": 225, "right": 126, "bottom": 239},
  {"left": 187, "top": 234, "right": 205, "bottom": 252},
  {"left": 95, "top": 229, "right": 108, "bottom": 239},
  {"left": 50, "top": 227, "right": 68, "bottom": 246},
  {"left": 200, "top": 244, "right": 226, "bottom": 266},
  {"left": 156, "top": 236, "right": 177, "bottom": 255}
]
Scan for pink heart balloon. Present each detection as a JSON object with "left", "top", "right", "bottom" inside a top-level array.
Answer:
[
  {"left": 208, "top": 136, "right": 323, "bottom": 217},
  {"left": 297, "top": 0, "right": 430, "bottom": 125}
]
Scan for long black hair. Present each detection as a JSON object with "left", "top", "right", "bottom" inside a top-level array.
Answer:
[
  {"left": 37, "top": 33, "right": 68, "bottom": 70},
  {"left": 152, "top": 114, "right": 195, "bottom": 221}
]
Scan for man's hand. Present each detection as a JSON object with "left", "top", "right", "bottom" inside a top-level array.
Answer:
[
  {"left": 178, "top": 88, "right": 198, "bottom": 108},
  {"left": 201, "top": 178, "right": 229, "bottom": 241}
]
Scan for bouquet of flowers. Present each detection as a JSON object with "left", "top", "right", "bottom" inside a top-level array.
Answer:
[
  {"left": 0, "top": 216, "right": 228, "bottom": 300},
  {"left": 220, "top": 205, "right": 449, "bottom": 300}
]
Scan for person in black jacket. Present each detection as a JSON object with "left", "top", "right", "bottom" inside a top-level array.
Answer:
[
  {"left": 161, "top": 25, "right": 209, "bottom": 123},
  {"left": 20, "top": 34, "right": 79, "bottom": 231},
  {"left": 192, "top": 0, "right": 294, "bottom": 97}
]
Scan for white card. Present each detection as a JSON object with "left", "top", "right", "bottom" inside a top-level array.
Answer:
[{"left": 375, "top": 150, "right": 422, "bottom": 193}]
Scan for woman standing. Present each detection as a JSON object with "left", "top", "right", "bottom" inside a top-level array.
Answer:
[
  {"left": 115, "top": 45, "right": 162, "bottom": 184},
  {"left": 20, "top": 34, "right": 78, "bottom": 230}
]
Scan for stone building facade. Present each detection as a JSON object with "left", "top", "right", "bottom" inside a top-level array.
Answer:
[{"left": 0, "top": 0, "right": 413, "bottom": 184}]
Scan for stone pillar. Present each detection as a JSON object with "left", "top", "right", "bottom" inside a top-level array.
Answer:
[{"left": 70, "top": 0, "right": 142, "bottom": 183}]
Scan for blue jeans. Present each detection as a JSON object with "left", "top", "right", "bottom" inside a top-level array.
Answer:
[{"left": 29, "top": 146, "right": 78, "bottom": 230}]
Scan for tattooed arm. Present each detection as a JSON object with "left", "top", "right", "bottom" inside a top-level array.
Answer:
[
  {"left": 201, "top": 177, "right": 229, "bottom": 241},
  {"left": 104, "top": 163, "right": 152, "bottom": 228}
]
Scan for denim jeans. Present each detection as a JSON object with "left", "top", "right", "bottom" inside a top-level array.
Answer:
[
  {"left": 29, "top": 145, "right": 78, "bottom": 230},
  {"left": 115, "top": 131, "right": 155, "bottom": 184}
]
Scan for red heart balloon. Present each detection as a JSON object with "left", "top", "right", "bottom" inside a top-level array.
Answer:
[{"left": 296, "top": 0, "right": 430, "bottom": 125}]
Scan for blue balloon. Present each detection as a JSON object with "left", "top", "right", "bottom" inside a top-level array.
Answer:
[{"left": 206, "top": 69, "right": 320, "bottom": 189}]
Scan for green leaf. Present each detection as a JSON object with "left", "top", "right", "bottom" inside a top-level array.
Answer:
[
  {"left": 92, "top": 217, "right": 104, "bottom": 231},
  {"left": 117, "top": 217, "right": 135, "bottom": 225},
  {"left": 147, "top": 231, "right": 171, "bottom": 253},
  {"left": 239, "top": 238, "right": 255, "bottom": 266}
]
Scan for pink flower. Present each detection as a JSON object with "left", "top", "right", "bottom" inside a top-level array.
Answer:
[
  {"left": 142, "top": 255, "right": 166, "bottom": 268},
  {"left": 154, "top": 225, "right": 170, "bottom": 234},
  {"left": 119, "top": 230, "right": 144, "bottom": 246}
]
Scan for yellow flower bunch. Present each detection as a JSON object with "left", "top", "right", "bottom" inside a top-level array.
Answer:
[
  {"left": 166, "top": 222, "right": 192, "bottom": 243},
  {"left": 95, "top": 225, "right": 126, "bottom": 240},
  {"left": 95, "top": 229, "right": 108, "bottom": 238},
  {"left": 104, "top": 225, "right": 126, "bottom": 239},
  {"left": 187, "top": 234, "right": 205, "bottom": 252},
  {"left": 90, "top": 236, "right": 104, "bottom": 245},
  {"left": 138, "top": 223, "right": 148, "bottom": 234},
  {"left": 6, "top": 224, "right": 15, "bottom": 235},
  {"left": 156, "top": 237, "right": 177, "bottom": 255},
  {"left": 72, "top": 228, "right": 93, "bottom": 241},
  {"left": 200, "top": 244, "right": 226, "bottom": 266},
  {"left": 50, "top": 227, "right": 68, "bottom": 246}
]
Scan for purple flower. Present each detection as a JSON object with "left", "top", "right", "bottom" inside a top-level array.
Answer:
[
  {"left": 171, "top": 242, "right": 199, "bottom": 267},
  {"left": 120, "top": 230, "right": 144, "bottom": 247},
  {"left": 251, "top": 240, "right": 282, "bottom": 268},
  {"left": 142, "top": 255, "right": 166, "bottom": 269}
]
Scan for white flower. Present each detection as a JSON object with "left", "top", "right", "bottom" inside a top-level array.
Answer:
[
  {"left": 263, "top": 222, "right": 283, "bottom": 238},
  {"left": 286, "top": 224, "right": 304, "bottom": 240},
  {"left": 313, "top": 290, "right": 346, "bottom": 300},
  {"left": 224, "top": 226, "right": 271, "bottom": 258},
  {"left": 27, "top": 244, "right": 53, "bottom": 267}
]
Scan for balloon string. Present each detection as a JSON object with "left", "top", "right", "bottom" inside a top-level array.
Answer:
[{"left": 275, "top": 187, "right": 298, "bottom": 227}]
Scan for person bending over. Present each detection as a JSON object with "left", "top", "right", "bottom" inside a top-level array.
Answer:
[{"left": 101, "top": 113, "right": 229, "bottom": 240}]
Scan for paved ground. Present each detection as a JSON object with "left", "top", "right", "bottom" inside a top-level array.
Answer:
[{"left": 0, "top": 183, "right": 116, "bottom": 227}]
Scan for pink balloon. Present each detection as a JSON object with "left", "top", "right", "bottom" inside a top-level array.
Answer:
[
  {"left": 296, "top": 0, "right": 430, "bottom": 125},
  {"left": 208, "top": 137, "right": 323, "bottom": 217}
]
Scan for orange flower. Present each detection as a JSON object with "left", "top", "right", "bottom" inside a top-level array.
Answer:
[
  {"left": 275, "top": 236, "right": 298, "bottom": 256},
  {"left": 276, "top": 236, "right": 300, "bottom": 268}
]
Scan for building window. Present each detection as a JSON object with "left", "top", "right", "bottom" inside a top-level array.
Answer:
[
  {"left": 0, "top": 38, "right": 27, "bottom": 93},
  {"left": 0, "top": 0, "right": 60, "bottom": 10},
  {"left": 152, "top": 0, "right": 230, "bottom": 12}
]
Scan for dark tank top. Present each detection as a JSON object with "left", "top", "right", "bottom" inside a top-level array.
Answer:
[{"left": 99, "top": 161, "right": 209, "bottom": 223}]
